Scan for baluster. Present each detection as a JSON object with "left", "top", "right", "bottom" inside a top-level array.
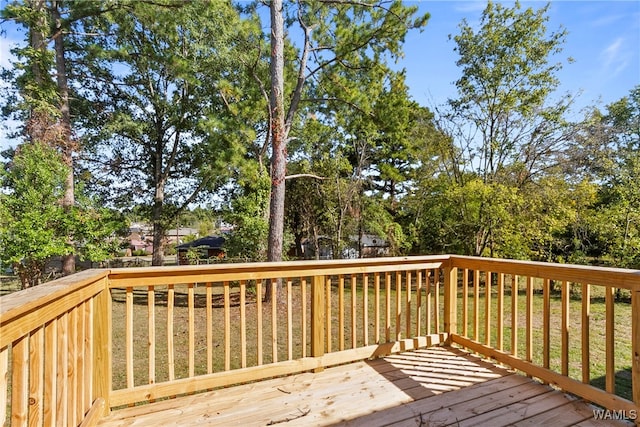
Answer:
[
  {"left": 125, "top": 287, "right": 133, "bottom": 388},
  {"left": 473, "top": 270, "right": 480, "bottom": 341},
  {"left": 206, "top": 282, "right": 213, "bottom": 374},
  {"left": 605, "top": 285, "right": 615, "bottom": 393},
  {"left": 581, "top": 283, "right": 590, "bottom": 384},
  {"left": 167, "top": 284, "right": 175, "bottom": 381},
  {"left": 485, "top": 272, "right": 491, "bottom": 347},
  {"left": 374, "top": 272, "right": 380, "bottom": 344},
  {"left": 256, "top": 280, "right": 263, "bottom": 366},
  {"left": 338, "top": 274, "right": 344, "bottom": 351},
  {"left": 240, "top": 280, "right": 247, "bottom": 367},
  {"left": 226, "top": 280, "right": 234, "bottom": 368},
  {"left": 406, "top": 271, "right": 412, "bottom": 339},
  {"left": 416, "top": 270, "right": 422, "bottom": 337},
  {"left": 511, "top": 275, "right": 518, "bottom": 356},
  {"left": 301, "top": 278, "right": 307, "bottom": 358},
  {"left": 351, "top": 275, "right": 357, "bottom": 349},
  {"left": 526, "top": 277, "right": 533, "bottom": 364},
  {"left": 363, "top": 274, "right": 369, "bottom": 346},
  {"left": 148, "top": 286, "right": 155, "bottom": 386},
  {"left": 29, "top": 326, "right": 44, "bottom": 426},
  {"left": 561, "top": 280, "right": 569, "bottom": 377},
  {"left": 287, "top": 278, "right": 293, "bottom": 360},
  {"left": 189, "top": 283, "right": 196, "bottom": 376},
  {"left": 497, "top": 273, "right": 504, "bottom": 351},
  {"left": 395, "top": 271, "right": 402, "bottom": 341},
  {"left": 462, "top": 268, "right": 468, "bottom": 338},
  {"left": 543, "top": 279, "right": 550, "bottom": 371}
]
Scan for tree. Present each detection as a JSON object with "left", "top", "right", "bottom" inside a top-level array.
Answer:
[
  {"left": 2, "top": 0, "right": 78, "bottom": 272},
  {"left": 2, "top": 0, "right": 125, "bottom": 274},
  {"left": 223, "top": 167, "right": 271, "bottom": 262},
  {"left": 593, "top": 87, "right": 640, "bottom": 267},
  {"left": 437, "top": 0, "right": 574, "bottom": 256},
  {"left": 78, "top": 1, "right": 255, "bottom": 265},
  {"left": 0, "top": 143, "right": 68, "bottom": 287},
  {"left": 265, "top": 0, "right": 429, "bottom": 265},
  {"left": 0, "top": 143, "right": 121, "bottom": 288}
]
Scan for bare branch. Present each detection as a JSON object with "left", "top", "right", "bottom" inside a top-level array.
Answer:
[{"left": 285, "top": 173, "right": 326, "bottom": 181}]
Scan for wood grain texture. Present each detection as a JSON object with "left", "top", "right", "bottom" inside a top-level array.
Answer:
[{"left": 98, "top": 346, "right": 616, "bottom": 427}]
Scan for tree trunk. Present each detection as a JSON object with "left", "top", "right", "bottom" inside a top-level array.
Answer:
[
  {"left": 151, "top": 188, "right": 165, "bottom": 266},
  {"left": 52, "top": 1, "right": 75, "bottom": 275},
  {"left": 267, "top": 0, "right": 286, "bottom": 264},
  {"left": 152, "top": 221, "right": 165, "bottom": 266},
  {"left": 265, "top": 0, "right": 286, "bottom": 303}
]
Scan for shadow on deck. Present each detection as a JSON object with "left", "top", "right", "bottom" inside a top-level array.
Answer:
[{"left": 98, "top": 346, "right": 631, "bottom": 426}]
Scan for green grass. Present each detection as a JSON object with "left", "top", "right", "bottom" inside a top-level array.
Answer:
[{"left": 0, "top": 276, "right": 21, "bottom": 296}]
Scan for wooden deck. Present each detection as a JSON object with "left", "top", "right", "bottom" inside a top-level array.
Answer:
[{"left": 98, "top": 346, "right": 630, "bottom": 426}]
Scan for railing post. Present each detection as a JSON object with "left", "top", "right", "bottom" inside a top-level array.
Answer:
[
  {"left": 311, "top": 275, "right": 326, "bottom": 373},
  {"left": 632, "top": 287, "right": 640, "bottom": 410},
  {"left": 444, "top": 264, "right": 458, "bottom": 343},
  {"left": 93, "top": 277, "right": 112, "bottom": 415}
]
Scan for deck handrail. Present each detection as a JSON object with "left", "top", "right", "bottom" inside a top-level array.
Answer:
[
  {"left": 105, "top": 256, "right": 449, "bottom": 407},
  {"left": 1, "top": 255, "right": 639, "bottom": 425},
  {"left": 0, "top": 269, "right": 111, "bottom": 426},
  {"left": 447, "top": 255, "right": 640, "bottom": 419}
]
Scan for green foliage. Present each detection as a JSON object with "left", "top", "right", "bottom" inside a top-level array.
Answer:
[
  {"left": 412, "top": 1, "right": 575, "bottom": 258},
  {"left": 1, "top": 0, "right": 637, "bottom": 272},
  {"left": 1, "top": 2, "right": 59, "bottom": 119},
  {"left": 74, "top": 0, "right": 259, "bottom": 264},
  {"left": 451, "top": 1, "right": 567, "bottom": 118},
  {"left": 593, "top": 86, "right": 640, "bottom": 268},
  {"left": 223, "top": 170, "right": 270, "bottom": 262},
  {"left": 0, "top": 143, "right": 123, "bottom": 288},
  {"left": 0, "top": 143, "right": 69, "bottom": 287}
]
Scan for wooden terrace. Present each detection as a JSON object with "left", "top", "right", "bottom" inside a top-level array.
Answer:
[
  {"left": 1, "top": 255, "right": 639, "bottom": 426},
  {"left": 99, "top": 346, "right": 625, "bottom": 426}
]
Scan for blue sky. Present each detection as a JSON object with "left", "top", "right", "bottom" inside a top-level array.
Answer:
[
  {"left": 1, "top": 1, "right": 639, "bottom": 150},
  {"left": 400, "top": 1, "right": 640, "bottom": 117}
]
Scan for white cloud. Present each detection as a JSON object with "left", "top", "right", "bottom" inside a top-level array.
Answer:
[
  {"left": 600, "top": 37, "right": 630, "bottom": 76},
  {"left": 601, "top": 38, "right": 623, "bottom": 66}
]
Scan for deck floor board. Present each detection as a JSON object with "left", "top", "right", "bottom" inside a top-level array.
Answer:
[{"left": 98, "top": 346, "right": 632, "bottom": 426}]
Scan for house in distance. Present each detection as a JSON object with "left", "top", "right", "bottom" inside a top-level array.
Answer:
[{"left": 176, "top": 236, "right": 225, "bottom": 265}]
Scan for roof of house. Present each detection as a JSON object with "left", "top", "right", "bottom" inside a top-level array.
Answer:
[
  {"left": 176, "top": 236, "right": 225, "bottom": 250},
  {"left": 166, "top": 227, "right": 199, "bottom": 237}
]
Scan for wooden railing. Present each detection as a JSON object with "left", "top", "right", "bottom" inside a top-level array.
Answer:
[
  {"left": 0, "top": 270, "right": 110, "bottom": 427},
  {"left": 448, "top": 256, "right": 640, "bottom": 418},
  {"left": 1, "top": 255, "right": 638, "bottom": 425},
  {"left": 105, "top": 256, "right": 448, "bottom": 407}
]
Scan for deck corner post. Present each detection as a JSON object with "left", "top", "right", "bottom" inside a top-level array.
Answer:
[
  {"left": 93, "top": 277, "right": 112, "bottom": 416},
  {"left": 311, "top": 275, "right": 326, "bottom": 372},
  {"left": 444, "top": 264, "right": 458, "bottom": 343},
  {"left": 632, "top": 287, "right": 640, "bottom": 409}
]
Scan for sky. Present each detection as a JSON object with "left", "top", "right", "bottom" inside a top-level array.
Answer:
[
  {"left": 1, "top": 1, "right": 639, "bottom": 150},
  {"left": 401, "top": 1, "right": 640, "bottom": 118}
]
